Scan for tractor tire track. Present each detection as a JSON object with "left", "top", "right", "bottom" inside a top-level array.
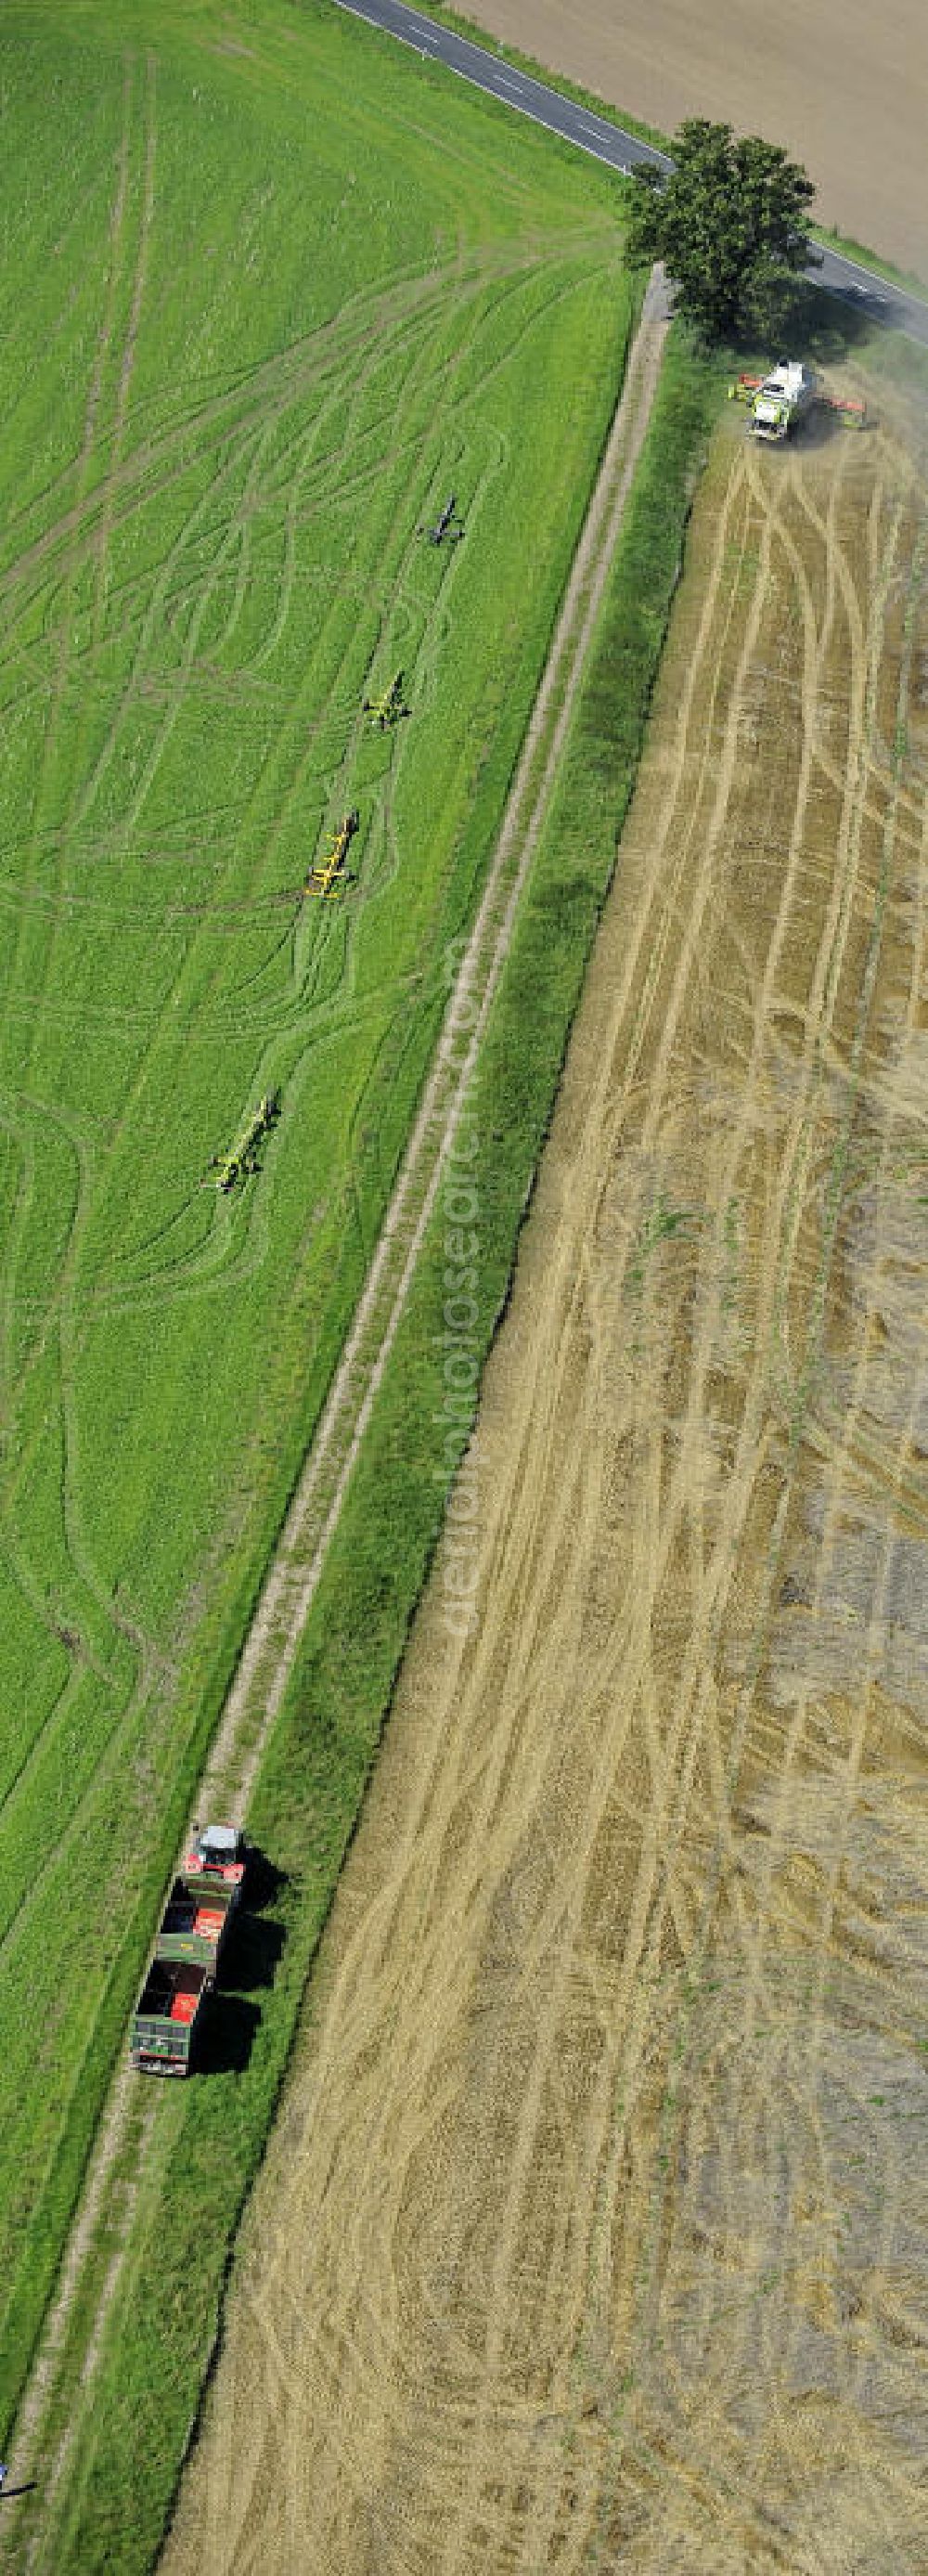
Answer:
[
  {"left": 160, "top": 382, "right": 928, "bottom": 2575},
  {"left": 199, "top": 264, "right": 673, "bottom": 1828},
  {"left": 5, "top": 272, "right": 672, "bottom": 2559}
]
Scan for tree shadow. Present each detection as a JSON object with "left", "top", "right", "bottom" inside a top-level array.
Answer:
[
  {"left": 727, "top": 274, "right": 880, "bottom": 368},
  {"left": 779, "top": 278, "right": 878, "bottom": 361},
  {"left": 797, "top": 278, "right": 883, "bottom": 360}
]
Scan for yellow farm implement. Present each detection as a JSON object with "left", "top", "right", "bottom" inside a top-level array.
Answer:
[
  {"left": 819, "top": 389, "right": 868, "bottom": 428},
  {"left": 209, "top": 1093, "right": 279, "bottom": 1194},
  {"left": 306, "top": 809, "right": 359, "bottom": 899},
  {"left": 362, "top": 669, "right": 409, "bottom": 731}
]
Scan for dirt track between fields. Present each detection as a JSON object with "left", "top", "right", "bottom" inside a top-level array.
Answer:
[
  {"left": 464, "top": 0, "right": 928, "bottom": 285},
  {"left": 163, "top": 382, "right": 928, "bottom": 2574}
]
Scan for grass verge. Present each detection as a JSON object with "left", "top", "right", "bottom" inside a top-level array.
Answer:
[
  {"left": 15, "top": 323, "right": 726, "bottom": 2576},
  {"left": 810, "top": 225, "right": 928, "bottom": 299}
]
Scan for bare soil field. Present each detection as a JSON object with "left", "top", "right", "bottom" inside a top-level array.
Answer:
[
  {"left": 463, "top": 0, "right": 928, "bottom": 285},
  {"left": 163, "top": 389, "right": 928, "bottom": 2573}
]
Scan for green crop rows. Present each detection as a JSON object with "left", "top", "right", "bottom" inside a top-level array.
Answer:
[{"left": 0, "top": 0, "right": 632, "bottom": 2450}]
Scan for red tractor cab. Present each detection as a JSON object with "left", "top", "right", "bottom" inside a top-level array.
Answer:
[{"left": 184, "top": 1820, "right": 247, "bottom": 1889}]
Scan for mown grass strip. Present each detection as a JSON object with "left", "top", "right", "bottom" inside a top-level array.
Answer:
[{"left": 17, "top": 324, "right": 725, "bottom": 2576}]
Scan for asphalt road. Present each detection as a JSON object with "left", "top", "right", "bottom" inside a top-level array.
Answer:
[{"left": 334, "top": 0, "right": 928, "bottom": 350}]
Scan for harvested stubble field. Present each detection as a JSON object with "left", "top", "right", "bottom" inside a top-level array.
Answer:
[
  {"left": 0, "top": 0, "right": 631, "bottom": 2463},
  {"left": 164, "top": 385, "right": 928, "bottom": 2570}
]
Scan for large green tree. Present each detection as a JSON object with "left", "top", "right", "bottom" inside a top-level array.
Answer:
[{"left": 627, "top": 120, "right": 817, "bottom": 341}]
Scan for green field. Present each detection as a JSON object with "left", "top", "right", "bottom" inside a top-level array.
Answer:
[{"left": 0, "top": 0, "right": 634, "bottom": 2450}]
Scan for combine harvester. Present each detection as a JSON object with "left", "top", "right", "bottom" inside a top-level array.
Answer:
[
  {"left": 131, "top": 1824, "right": 247, "bottom": 2078},
  {"left": 729, "top": 360, "right": 867, "bottom": 440}
]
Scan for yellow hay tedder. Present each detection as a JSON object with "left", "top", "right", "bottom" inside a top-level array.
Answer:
[
  {"left": 362, "top": 669, "right": 409, "bottom": 731},
  {"left": 209, "top": 1094, "right": 279, "bottom": 1194},
  {"left": 305, "top": 808, "right": 359, "bottom": 899}
]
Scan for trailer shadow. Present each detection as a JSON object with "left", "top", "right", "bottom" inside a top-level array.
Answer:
[
  {"left": 222, "top": 1850, "right": 288, "bottom": 1994},
  {"left": 220, "top": 1905, "right": 287, "bottom": 1997},
  {"left": 194, "top": 1850, "right": 289, "bottom": 2073},
  {"left": 196, "top": 1993, "right": 261, "bottom": 2078},
  {"left": 241, "top": 1848, "right": 288, "bottom": 1915},
  {"left": 180, "top": 1855, "right": 289, "bottom": 2071}
]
